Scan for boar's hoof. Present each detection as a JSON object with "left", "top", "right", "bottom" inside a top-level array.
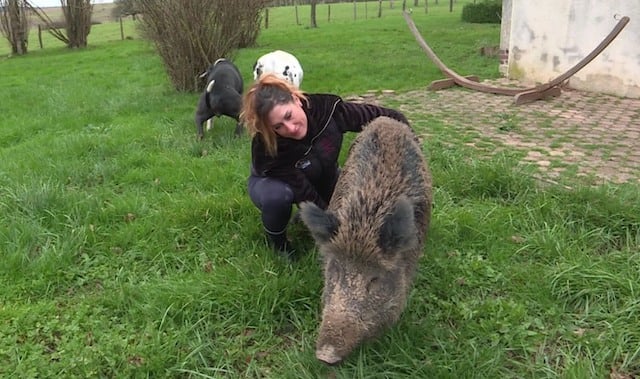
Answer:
[{"left": 316, "top": 345, "right": 343, "bottom": 365}]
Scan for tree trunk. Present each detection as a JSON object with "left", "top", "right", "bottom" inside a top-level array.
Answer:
[
  {"left": 62, "top": 0, "right": 93, "bottom": 48},
  {"left": 310, "top": 0, "right": 317, "bottom": 28},
  {"left": 0, "top": 0, "right": 29, "bottom": 55}
]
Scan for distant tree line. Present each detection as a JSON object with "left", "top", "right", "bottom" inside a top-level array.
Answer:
[
  {"left": 111, "top": 0, "right": 432, "bottom": 14},
  {"left": 269, "top": 0, "right": 427, "bottom": 5},
  {"left": 270, "top": 0, "right": 369, "bottom": 4}
]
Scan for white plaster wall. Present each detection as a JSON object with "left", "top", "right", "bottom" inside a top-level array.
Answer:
[
  {"left": 498, "top": 0, "right": 512, "bottom": 75},
  {"left": 507, "top": 0, "right": 640, "bottom": 98}
]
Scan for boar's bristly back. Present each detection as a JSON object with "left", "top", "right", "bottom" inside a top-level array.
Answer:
[{"left": 326, "top": 117, "right": 431, "bottom": 263}]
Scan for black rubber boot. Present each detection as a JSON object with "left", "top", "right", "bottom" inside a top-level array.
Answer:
[{"left": 266, "top": 231, "right": 296, "bottom": 261}]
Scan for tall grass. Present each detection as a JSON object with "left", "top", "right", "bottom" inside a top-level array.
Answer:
[{"left": 1, "top": 1, "right": 639, "bottom": 378}]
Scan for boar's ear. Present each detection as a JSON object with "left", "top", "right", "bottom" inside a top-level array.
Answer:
[
  {"left": 299, "top": 201, "right": 339, "bottom": 244},
  {"left": 379, "top": 196, "right": 418, "bottom": 254}
]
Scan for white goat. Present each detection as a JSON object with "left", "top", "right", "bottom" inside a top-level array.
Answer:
[{"left": 252, "top": 50, "right": 304, "bottom": 88}]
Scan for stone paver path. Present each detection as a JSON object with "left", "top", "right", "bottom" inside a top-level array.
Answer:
[{"left": 368, "top": 81, "right": 640, "bottom": 186}]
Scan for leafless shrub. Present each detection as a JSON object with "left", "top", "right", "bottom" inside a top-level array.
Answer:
[
  {"left": 136, "top": 0, "right": 269, "bottom": 92},
  {"left": 40, "top": 20, "right": 67, "bottom": 30},
  {"left": 237, "top": 0, "right": 270, "bottom": 48},
  {"left": 61, "top": 0, "right": 93, "bottom": 48},
  {"left": 0, "top": 0, "right": 29, "bottom": 55},
  {"left": 25, "top": 0, "right": 92, "bottom": 48},
  {"left": 27, "top": 2, "right": 70, "bottom": 45}
]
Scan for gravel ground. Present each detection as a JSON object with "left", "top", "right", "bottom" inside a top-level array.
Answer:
[{"left": 357, "top": 80, "right": 640, "bottom": 187}]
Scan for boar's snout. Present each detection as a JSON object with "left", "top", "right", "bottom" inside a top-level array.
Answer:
[
  {"left": 315, "top": 345, "right": 343, "bottom": 365},
  {"left": 315, "top": 309, "right": 372, "bottom": 365}
]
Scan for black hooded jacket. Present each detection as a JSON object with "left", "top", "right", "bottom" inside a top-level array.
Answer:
[{"left": 250, "top": 94, "right": 409, "bottom": 209}]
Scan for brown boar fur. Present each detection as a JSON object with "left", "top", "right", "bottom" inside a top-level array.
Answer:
[{"left": 299, "top": 116, "right": 432, "bottom": 365}]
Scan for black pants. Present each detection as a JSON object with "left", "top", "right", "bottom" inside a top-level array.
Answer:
[{"left": 247, "top": 175, "right": 295, "bottom": 239}]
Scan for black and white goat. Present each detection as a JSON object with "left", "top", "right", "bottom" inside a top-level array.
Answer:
[
  {"left": 194, "top": 58, "right": 244, "bottom": 140},
  {"left": 252, "top": 50, "right": 303, "bottom": 88}
]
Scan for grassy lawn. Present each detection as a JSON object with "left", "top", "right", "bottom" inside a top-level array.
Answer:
[{"left": 1, "top": 1, "right": 639, "bottom": 378}]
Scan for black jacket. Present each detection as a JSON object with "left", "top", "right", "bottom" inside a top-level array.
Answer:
[{"left": 251, "top": 94, "right": 409, "bottom": 209}]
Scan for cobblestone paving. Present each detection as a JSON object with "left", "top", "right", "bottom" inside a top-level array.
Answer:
[{"left": 361, "top": 81, "right": 640, "bottom": 186}]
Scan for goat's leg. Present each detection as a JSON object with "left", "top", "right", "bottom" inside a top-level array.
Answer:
[
  {"left": 194, "top": 93, "right": 214, "bottom": 140},
  {"left": 234, "top": 121, "right": 244, "bottom": 137}
]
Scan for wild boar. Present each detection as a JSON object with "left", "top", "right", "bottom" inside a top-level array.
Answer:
[{"left": 299, "top": 116, "right": 432, "bottom": 365}]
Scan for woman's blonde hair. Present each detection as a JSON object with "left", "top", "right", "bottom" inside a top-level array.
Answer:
[{"left": 241, "top": 73, "right": 308, "bottom": 157}]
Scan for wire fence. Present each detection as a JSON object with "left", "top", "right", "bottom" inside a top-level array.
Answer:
[{"left": 263, "top": 0, "right": 462, "bottom": 28}]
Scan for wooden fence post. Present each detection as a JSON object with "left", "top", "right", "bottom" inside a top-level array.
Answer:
[
  {"left": 38, "top": 24, "right": 43, "bottom": 49},
  {"left": 265, "top": 8, "right": 269, "bottom": 29},
  {"left": 119, "top": 17, "right": 124, "bottom": 40}
]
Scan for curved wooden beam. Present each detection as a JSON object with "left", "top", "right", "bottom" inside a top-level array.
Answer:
[{"left": 403, "top": 11, "right": 630, "bottom": 102}]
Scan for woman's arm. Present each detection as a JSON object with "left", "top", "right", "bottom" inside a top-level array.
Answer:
[
  {"left": 252, "top": 141, "right": 328, "bottom": 209},
  {"left": 334, "top": 101, "right": 409, "bottom": 132}
]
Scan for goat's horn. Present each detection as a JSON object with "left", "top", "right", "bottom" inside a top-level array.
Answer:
[{"left": 206, "top": 80, "right": 215, "bottom": 93}]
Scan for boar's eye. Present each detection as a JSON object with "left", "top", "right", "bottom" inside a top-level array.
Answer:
[
  {"left": 366, "top": 277, "right": 382, "bottom": 294},
  {"left": 326, "top": 259, "right": 342, "bottom": 281}
]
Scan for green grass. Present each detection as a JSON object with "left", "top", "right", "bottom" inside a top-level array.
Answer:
[{"left": 1, "top": 1, "right": 639, "bottom": 378}]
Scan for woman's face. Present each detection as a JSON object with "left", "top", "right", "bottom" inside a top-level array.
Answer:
[{"left": 267, "top": 96, "right": 308, "bottom": 140}]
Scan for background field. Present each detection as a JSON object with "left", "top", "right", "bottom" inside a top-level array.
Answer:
[
  {"left": 1, "top": 1, "right": 639, "bottom": 378},
  {"left": 37, "top": 2, "right": 120, "bottom": 24}
]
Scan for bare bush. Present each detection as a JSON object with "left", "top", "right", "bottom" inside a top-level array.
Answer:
[
  {"left": 61, "top": 0, "right": 93, "bottom": 48},
  {"left": 238, "top": 0, "right": 270, "bottom": 48},
  {"left": 24, "top": 1, "right": 92, "bottom": 48},
  {"left": 0, "top": 0, "right": 29, "bottom": 55},
  {"left": 137, "top": 0, "right": 269, "bottom": 92},
  {"left": 27, "top": 3, "right": 68, "bottom": 45}
]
